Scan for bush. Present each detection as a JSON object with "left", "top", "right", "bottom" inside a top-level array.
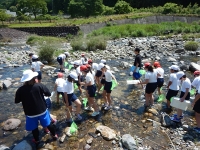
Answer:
[
  {"left": 162, "top": 3, "right": 178, "bottom": 14},
  {"left": 39, "top": 46, "right": 56, "bottom": 63},
  {"left": 87, "top": 36, "right": 107, "bottom": 51},
  {"left": 71, "top": 38, "right": 87, "bottom": 51},
  {"left": 184, "top": 41, "right": 199, "bottom": 51},
  {"left": 114, "top": 0, "right": 132, "bottom": 14},
  {"left": 54, "top": 49, "right": 65, "bottom": 57},
  {"left": 102, "top": 6, "right": 115, "bottom": 15}
]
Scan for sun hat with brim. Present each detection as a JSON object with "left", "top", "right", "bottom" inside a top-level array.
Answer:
[
  {"left": 74, "top": 61, "right": 80, "bottom": 66},
  {"left": 176, "top": 71, "right": 185, "bottom": 79},
  {"left": 169, "top": 65, "right": 179, "bottom": 71},
  {"left": 194, "top": 70, "right": 200, "bottom": 76},
  {"left": 64, "top": 52, "right": 70, "bottom": 56},
  {"left": 104, "top": 65, "right": 110, "bottom": 70},
  {"left": 101, "top": 59, "right": 106, "bottom": 64},
  {"left": 21, "top": 70, "right": 38, "bottom": 82},
  {"left": 58, "top": 72, "right": 63, "bottom": 78},
  {"left": 69, "top": 72, "right": 78, "bottom": 81},
  {"left": 32, "top": 55, "right": 38, "bottom": 59},
  {"left": 98, "top": 63, "right": 105, "bottom": 70}
]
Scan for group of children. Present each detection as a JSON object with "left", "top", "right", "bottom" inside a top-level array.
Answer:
[
  {"left": 54, "top": 53, "right": 117, "bottom": 120},
  {"left": 137, "top": 62, "right": 200, "bottom": 133}
]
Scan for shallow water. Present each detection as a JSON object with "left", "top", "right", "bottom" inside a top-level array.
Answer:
[{"left": 0, "top": 54, "right": 199, "bottom": 149}]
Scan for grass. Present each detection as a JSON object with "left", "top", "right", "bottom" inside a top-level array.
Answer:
[
  {"left": 89, "top": 21, "right": 200, "bottom": 39},
  {"left": 7, "top": 12, "right": 153, "bottom": 28},
  {"left": 26, "top": 35, "right": 66, "bottom": 45}
]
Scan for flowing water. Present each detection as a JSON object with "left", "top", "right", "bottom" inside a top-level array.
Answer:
[{"left": 0, "top": 46, "right": 199, "bottom": 149}]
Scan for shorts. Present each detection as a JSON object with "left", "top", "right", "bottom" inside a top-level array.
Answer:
[
  {"left": 76, "top": 76, "right": 84, "bottom": 86},
  {"left": 57, "top": 57, "right": 63, "bottom": 65},
  {"left": 57, "top": 91, "right": 64, "bottom": 96},
  {"left": 104, "top": 81, "right": 112, "bottom": 93},
  {"left": 101, "top": 78, "right": 106, "bottom": 84},
  {"left": 157, "top": 78, "right": 164, "bottom": 88},
  {"left": 180, "top": 91, "right": 190, "bottom": 100},
  {"left": 166, "top": 89, "right": 179, "bottom": 101},
  {"left": 145, "top": 82, "right": 157, "bottom": 94},
  {"left": 45, "top": 97, "right": 52, "bottom": 109},
  {"left": 26, "top": 110, "right": 51, "bottom": 131},
  {"left": 87, "top": 84, "right": 96, "bottom": 97},
  {"left": 193, "top": 99, "right": 200, "bottom": 113},
  {"left": 37, "top": 71, "right": 42, "bottom": 80},
  {"left": 95, "top": 70, "right": 102, "bottom": 77},
  {"left": 67, "top": 93, "right": 78, "bottom": 106}
]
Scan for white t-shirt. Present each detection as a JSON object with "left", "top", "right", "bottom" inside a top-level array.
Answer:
[
  {"left": 58, "top": 54, "right": 66, "bottom": 59},
  {"left": 63, "top": 80, "right": 74, "bottom": 94},
  {"left": 156, "top": 67, "right": 164, "bottom": 78},
  {"left": 92, "top": 63, "right": 98, "bottom": 71},
  {"left": 81, "top": 57, "right": 87, "bottom": 65},
  {"left": 169, "top": 73, "right": 179, "bottom": 91},
  {"left": 85, "top": 73, "right": 94, "bottom": 85},
  {"left": 181, "top": 78, "right": 191, "bottom": 92},
  {"left": 145, "top": 70, "right": 157, "bottom": 83},
  {"left": 55, "top": 78, "right": 65, "bottom": 92},
  {"left": 105, "top": 70, "right": 113, "bottom": 82},
  {"left": 76, "top": 66, "right": 82, "bottom": 76},
  {"left": 192, "top": 76, "right": 200, "bottom": 90},
  {"left": 31, "top": 61, "right": 43, "bottom": 72}
]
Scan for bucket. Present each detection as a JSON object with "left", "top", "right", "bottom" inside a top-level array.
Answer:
[
  {"left": 126, "top": 80, "right": 140, "bottom": 85},
  {"left": 170, "top": 97, "right": 191, "bottom": 111}
]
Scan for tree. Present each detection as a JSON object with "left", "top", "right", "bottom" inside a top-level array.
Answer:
[
  {"left": 114, "top": 0, "right": 132, "bottom": 14},
  {"left": 0, "top": 9, "right": 10, "bottom": 24},
  {"left": 9, "top": 6, "right": 17, "bottom": 12},
  {"left": 17, "top": 0, "right": 48, "bottom": 19}
]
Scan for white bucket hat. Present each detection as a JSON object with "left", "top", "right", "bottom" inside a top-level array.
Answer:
[
  {"left": 98, "top": 63, "right": 105, "bottom": 70},
  {"left": 32, "top": 55, "right": 38, "bottom": 59},
  {"left": 105, "top": 65, "right": 110, "bottom": 70},
  {"left": 101, "top": 59, "right": 106, "bottom": 64},
  {"left": 176, "top": 71, "right": 185, "bottom": 79},
  {"left": 21, "top": 70, "right": 38, "bottom": 82},
  {"left": 69, "top": 72, "right": 78, "bottom": 81}
]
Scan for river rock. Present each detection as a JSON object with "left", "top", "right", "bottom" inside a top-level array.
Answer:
[
  {"left": 175, "top": 49, "right": 185, "bottom": 53},
  {"left": 96, "top": 125, "right": 116, "bottom": 140},
  {"left": 86, "top": 137, "right": 93, "bottom": 144},
  {"left": 3, "top": 80, "right": 12, "bottom": 89},
  {"left": 119, "top": 61, "right": 129, "bottom": 68},
  {"left": 0, "top": 145, "right": 10, "bottom": 150},
  {"left": 167, "top": 57, "right": 176, "bottom": 62},
  {"left": 3, "top": 118, "right": 21, "bottom": 131},
  {"left": 84, "top": 144, "right": 91, "bottom": 150},
  {"left": 12, "top": 140, "right": 32, "bottom": 150},
  {"left": 0, "top": 81, "right": 3, "bottom": 89},
  {"left": 121, "top": 134, "right": 137, "bottom": 150},
  {"left": 148, "top": 108, "right": 158, "bottom": 115},
  {"left": 189, "top": 62, "right": 200, "bottom": 72}
]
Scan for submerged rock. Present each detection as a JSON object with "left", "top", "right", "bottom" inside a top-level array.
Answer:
[
  {"left": 189, "top": 62, "right": 200, "bottom": 72},
  {"left": 12, "top": 140, "right": 32, "bottom": 150},
  {"left": 3, "top": 80, "right": 12, "bottom": 89},
  {"left": 121, "top": 134, "right": 137, "bottom": 150},
  {"left": 3, "top": 118, "right": 21, "bottom": 131},
  {"left": 96, "top": 125, "right": 116, "bottom": 140}
]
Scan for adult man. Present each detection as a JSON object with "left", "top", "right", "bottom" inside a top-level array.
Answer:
[
  {"left": 15, "top": 70, "right": 57, "bottom": 148},
  {"left": 57, "top": 52, "right": 70, "bottom": 72},
  {"left": 133, "top": 48, "right": 142, "bottom": 79}
]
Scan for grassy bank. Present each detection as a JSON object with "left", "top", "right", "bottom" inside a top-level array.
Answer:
[{"left": 89, "top": 21, "right": 200, "bottom": 39}]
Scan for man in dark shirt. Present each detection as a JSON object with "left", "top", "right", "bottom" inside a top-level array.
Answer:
[
  {"left": 15, "top": 70, "right": 57, "bottom": 147},
  {"left": 133, "top": 48, "right": 142, "bottom": 80}
]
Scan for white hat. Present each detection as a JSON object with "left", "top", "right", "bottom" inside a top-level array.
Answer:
[
  {"left": 105, "top": 65, "right": 110, "bottom": 70},
  {"left": 21, "top": 70, "right": 38, "bottom": 82},
  {"left": 176, "top": 71, "right": 185, "bottom": 79},
  {"left": 64, "top": 52, "right": 70, "bottom": 56},
  {"left": 101, "top": 59, "right": 106, "bottom": 64},
  {"left": 32, "top": 55, "right": 38, "bottom": 59},
  {"left": 74, "top": 60, "right": 80, "bottom": 66},
  {"left": 169, "top": 65, "right": 179, "bottom": 71},
  {"left": 98, "top": 63, "right": 105, "bottom": 70},
  {"left": 69, "top": 72, "right": 78, "bottom": 81}
]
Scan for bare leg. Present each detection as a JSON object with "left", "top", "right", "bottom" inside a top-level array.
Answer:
[
  {"left": 149, "top": 93, "right": 154, "bottom": 105},
  {"left": 145, "top": 93, "right": 150, "bottom": 106},
  {"left": 103, "top": 90, "right": 108, "bottom": 105},
  {"left": 89, "top": 97, "right": 98, "bottom": 112},
  {"left": 107, "top": 93, "right": 111, "bottom": 106},
  {"left": 98, "top": 83, "right": 103, "bottom": 93},
  {"left": 78, "top": 85, "right": 82, "bottom": 94},
  {"left": 195, "top": 112, "right": 200, "bottom": 128},
  {"left": 56, "top": 93, "right": 59, "bottom": 104},
  {"left": 177, "top": 109, "right": 182, "bottom": 118},
  {"left": 167, "top": 99, "right": 171, "bottom": 108},
  {"left": 66, "top": 105, "right": 72, "bottom": 120},
  {"left": 158, "top": 87, "right": 161, "bottom": 95},
  {"left": 74, "top": 99, "right": 82, "bottom": 115}
]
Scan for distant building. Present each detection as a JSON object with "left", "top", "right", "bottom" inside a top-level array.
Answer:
[{"left": 6, "top": 10, "right": 16, "bottom": 17}]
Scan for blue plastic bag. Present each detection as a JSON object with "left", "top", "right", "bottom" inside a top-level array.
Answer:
[
  {"left": 130, "top": 66, "right": 139, "bottom": 72},
  {"left": 133, "top": 72, "right": 142, "bottom": 80}
]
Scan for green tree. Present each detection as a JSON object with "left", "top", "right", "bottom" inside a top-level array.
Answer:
[
  {"left": 0, "top": 9, "right": 10, "bottom": 24},
  {"left": 162, "top": 3, "right": 178, "bottom": 14},
  {"left": 114, "top": 0, "right": 132, "bottom": 14},
  {"left": 17, "top": 0, "right": 48, "bottom": 19},
  {"left": 9, "top": 6, "right": 17, "bottom": 12}
]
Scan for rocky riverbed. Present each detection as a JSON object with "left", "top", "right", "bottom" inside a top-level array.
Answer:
[{"left": 0, "top": 34, "right": 200, "bottom": 150}]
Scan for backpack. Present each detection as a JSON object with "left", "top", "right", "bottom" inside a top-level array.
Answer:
[{"left": 160, "top": 112, "right": 172, "bottom": 127}]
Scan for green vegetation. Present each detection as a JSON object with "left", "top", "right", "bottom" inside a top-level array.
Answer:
[
  {"left": 0, "top": 9, "right": 10, "bottom": 24},
  {"left": 89, "top": 21, "right": 200, "bottom": 39},
  {"left": 184, "top": 41, "right": 199, "bottom": 51},
  {"left": 39, "top": 45, "right": 56, "bottom": 63},
  {"left": 54, "top": 49, "right": 65, "bottom": 57},
  {"left": 26, "top": 35, "right": 65, "bottom": 45}
]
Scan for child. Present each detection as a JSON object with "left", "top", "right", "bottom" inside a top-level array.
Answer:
[
  {"left": 57, "top": 52, "right": 70, "bottom": 72},
  {"left": 88, "top": 59, "right": 98, "bottom": 73},
  {"left": 192, "top": 71, "right": 200, "bottom": 92},
  {"left": 80, "top": 54, "right": 88, "bottom": 65},
  {"left": 31, "top": 55, "right": 44, "bottom": 83},
  {"left": 102, "top": 65, "right": 117, "bottom": 110},
  {"left": 80, "top": 65, "right": 99, "bottom": 116},
  {"left": 139, "top": 63, "right": 157, "bottom": 111},
  {"left": 86, "top": 64, "right": 95, "bottom": 78},
  {"left": 54, "top": 72, "right": 65, "bottom": 104},
  {"left": 153, "top": 61, "right": 164, "bottom": 96},
  {"left": 171, "top": 71, "right": 191, "bottom": 122},
  {"left": 95, "top": 63, "right": 105, "bottom": 92},
  {"left": 73, "top": 61, "right": 83, "bottom": 94},
  {"left": 63, "top": 72, "right": 82, "bottom": 122},
  {"left": 165, "top": 65, "right": 180, "bottom": 111}
]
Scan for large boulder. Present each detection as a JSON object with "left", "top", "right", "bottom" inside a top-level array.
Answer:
[
  {"left": 3, "top": 80, "right": 12, "bottom": 89},
  {"left": 189, "top": 62, "right": 200, "bottom": 72},
  {"left": 3, "top": 118, "right": 21, "bottom": 131},
  {"left": 12, "top": 140, "right": 32, "bottom": 150},
  {"left": 96, "top": 125, "right": 116, "bottom": 140},
  {"left": 167, "top": 57, "right": 177, "bottom": 62},
  {"left": 119, "top": 61, "right": 129, "bottom": 68},
  {"left": 121, "top": 134, "right": 137, "bottom": 150}
]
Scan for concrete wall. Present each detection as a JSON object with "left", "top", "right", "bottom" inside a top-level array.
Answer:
[{"left": 13, "top": 15, "right": 200, "bottom": 36}]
